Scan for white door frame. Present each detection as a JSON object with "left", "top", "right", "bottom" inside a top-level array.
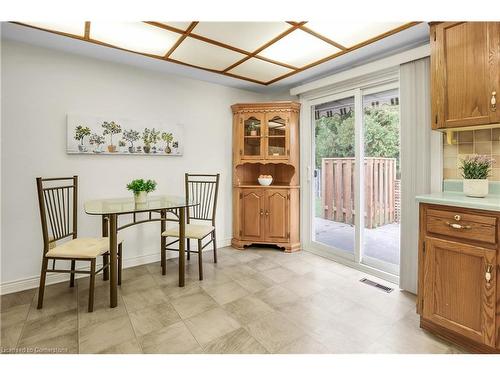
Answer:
[{"left": 300, "top": 68, "right": 401, "bottom": 284}]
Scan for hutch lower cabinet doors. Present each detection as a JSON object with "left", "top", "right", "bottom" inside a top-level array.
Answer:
[{"left": 231, "top": 102, "right": 301, "bottom": 252}]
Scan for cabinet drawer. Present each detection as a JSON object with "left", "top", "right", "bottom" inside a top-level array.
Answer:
[{"left": 426, "top": 209, "right": 497, "bottom": 244}]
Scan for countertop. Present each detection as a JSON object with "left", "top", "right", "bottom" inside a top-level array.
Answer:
[{"left": 416, "top": 191, "right": 500, "bottom": 212}]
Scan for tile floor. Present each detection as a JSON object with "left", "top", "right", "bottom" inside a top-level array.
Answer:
[{"left": 0, "top": 246, "right": 466, "bottom": 354}]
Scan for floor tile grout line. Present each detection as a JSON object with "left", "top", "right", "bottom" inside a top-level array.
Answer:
[
  {"left": 76, "top": 281, "right": 80, "bottom": 354},
  {"left": 14, "top": 291, "right": 36, "bottom": 349}
]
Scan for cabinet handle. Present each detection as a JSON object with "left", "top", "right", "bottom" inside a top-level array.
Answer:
[
  {"left": 445, "top": 221, "right": 471, "bottom": 230},
  {"left": 260, "top": 209, "right": 264, "bottom": 216},
  {"left": 265, "top": 211, "right": 269, "bottom": 217},
  {"left": 485, "top": 264, "right": 493, "bottom": 284},
  {"left": 491, "top": 91, "right": 497, "bottom": 112}
]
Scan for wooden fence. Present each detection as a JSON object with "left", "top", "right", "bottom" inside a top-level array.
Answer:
[{"left": 321, "top": 157, "right": 397, "bottom": 229}]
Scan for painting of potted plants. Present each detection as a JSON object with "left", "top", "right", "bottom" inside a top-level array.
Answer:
[
  {"left": 89, "top": 133, "right": 105, "bottom": 153},
  {"left": 161, "top": 132, "right": 174, "bottom": 154},
  {"left": 102, "top": 121, "right": 122, "bottom": 153},
  {"left": 126, "top": 178, "right": 157, "bottom": 204},
  {"left": 460, "top": 154, "right": 495, "bottom": 198},
  {"left": 142, "top": 127, "right": 160, "bottom": 154},
  {"left": 67, "top": 114, "right": 184, "bottom": 156},
  {"left": 122, "top": 129, "right": 140, "bottom": 153},
  {"left": 74, "top": 125, "right": 91, "bottom": 152}
]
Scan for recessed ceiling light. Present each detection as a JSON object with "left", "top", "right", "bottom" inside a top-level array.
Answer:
[
  {"left": 90, "top": 22, "right": 181, "bottom": 56},
  {"left": 22, "top": 22, "right": 86, "bottom": 37},
  {"left": 258, "top": 29, "right": 341, "bottom": 67},
  {"left": 304, "top": 22, "right": 407, "bottom": 48}
]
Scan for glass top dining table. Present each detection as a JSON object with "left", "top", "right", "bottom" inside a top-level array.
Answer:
[
  {"left": 84, "top": 195, "right": 197, "bottom": 215},
  {"left": 84, "top": 195, "right": 198, "bottom": 308}
]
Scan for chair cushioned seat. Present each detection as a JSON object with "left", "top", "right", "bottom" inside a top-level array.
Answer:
[
  {"left": 45, "top": 238, "right": 121, "bottom": 259},
  {"left": 162, "top": 224, "right": 214, "bottom": 240}
]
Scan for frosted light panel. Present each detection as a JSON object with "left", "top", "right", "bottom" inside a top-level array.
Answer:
[
  {"left": 305, "top": 22, "right": 406, "bottom": 47},
  {"left": 24, "top": 22, "right": 86, "bottom": 36},
  {"left": 90, "top": 22, "right": 180, "bottom": 56},
  {"left": 258, "top": 29, "right": 341, "bottom": 67}
]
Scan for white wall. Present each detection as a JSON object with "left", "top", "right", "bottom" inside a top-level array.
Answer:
[{"left": 0, "top": 40, "right": 268, "bottom": 292}]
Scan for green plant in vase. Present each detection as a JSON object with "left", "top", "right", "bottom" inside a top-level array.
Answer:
[
  {"left": 142, "top": 128, "right": 160, "bottom": 153},
  {"left": 89, "top": 133, "right": 105, "bottom": 153},
  {"left": 460, "top": 154, "right": 495, "bottom": 197},
  {"left": 74, "top": 125, "right": 91, "bottom": 152},
  {"left": 247, "top": 122, "right": 258, "bottom": 136},
  {"left": 161, "top": 132, "right": 174, "bottom": 154},
  {"left": 102, "top": 121, "right": 122, "bottom": 153},
  {"left": 123, "top": 129, "right": 140, "bottom": 153},
  {"left": 126, "top": 178, "right": 157, "bottom": 204}
]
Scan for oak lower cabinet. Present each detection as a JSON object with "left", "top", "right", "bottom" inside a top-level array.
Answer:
[
  {"left": 233, "top": 187, "right": 299, "bottom": 251},
  {"left": 418, "top": 203, "right": 500, "bottom": 353}
]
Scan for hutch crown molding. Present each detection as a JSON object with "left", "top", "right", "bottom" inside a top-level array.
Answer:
[{"left": 231, "top": 101, "right": 301, "bottom": 252}]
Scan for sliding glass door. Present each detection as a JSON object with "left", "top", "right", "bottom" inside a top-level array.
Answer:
[{"left": 311, "top": 82, "right": 401, "bottom": 277}]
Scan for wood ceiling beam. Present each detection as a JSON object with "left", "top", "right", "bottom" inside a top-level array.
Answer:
[
  {"left": 163, "top": 21, "right": 198, "bottom": 59},
  {"left": 84, "top": 21, "right": 91, "bottom": 40}
]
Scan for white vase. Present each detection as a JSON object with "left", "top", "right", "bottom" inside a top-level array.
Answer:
[
  {"left": 134, "top": 191, "right": 148, "bottom": 204},
  {"left": 463, "top": 179, "right": 489, "bottom": 198}
]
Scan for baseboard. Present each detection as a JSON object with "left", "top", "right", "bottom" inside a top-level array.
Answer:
[{"left": 0, "top": 237, "right": 232, "bottom": 295}]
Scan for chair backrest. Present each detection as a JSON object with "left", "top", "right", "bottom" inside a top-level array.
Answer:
[
  {"left": 36, "top": 176, "right": 78, "bottom": 253},
  {"left": 185, "top": 173, "right": 220, "bottom": 225}
]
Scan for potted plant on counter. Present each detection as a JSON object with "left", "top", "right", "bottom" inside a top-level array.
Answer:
[
  {"left": 74, "top": 125, "right": 91, "bottom": 152},
  {"left": 126, "top": 179, "right": 157, "bottom": 204},
  {"left": 102, "top": 121, "right": 122, "bottom": 153},
  {"left": 161, "top": 132, "right": 173, "bottom": 154},
  {"left": 123, "top": 129, "right": 140, "bottom": 153},
  {"left": 460, "top": 154, "right": 495, "bottom": 197},
  {"left": 89, "top": 133, "right": 105, "bottom": 153}
]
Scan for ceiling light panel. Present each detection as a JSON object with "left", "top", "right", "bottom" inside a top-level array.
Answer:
[
  {"left": 170, "top": 37, "right": 246, "bottom": 71},
  {"left": 228, "top": 58, "right": 293, "bottom": 82},
  {"left": 23, "top": 22, "right": 86, "bottom": 36},
  {"left": 258, "top": 29, "right": 341, "bottom": 67},
  {"left": 157, "top": 22, "right": 192, "bottom": 31},
  {"left": 90, "top": 22, "right": 180, "bottom": 56},
  {"left": 305, "top": 22, "right": 407, "bottom": 48},
  {"left": 192, "top": 22, "right": 291, "bottom": 52}
]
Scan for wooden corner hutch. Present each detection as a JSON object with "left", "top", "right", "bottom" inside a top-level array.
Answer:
[{"left": 231, "top": 101, "right": 301, "bottom": 252}]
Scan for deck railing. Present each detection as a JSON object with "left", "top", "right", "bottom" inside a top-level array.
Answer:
[{"left": 320, "top": 157, "right": 398, "bottom": 229}]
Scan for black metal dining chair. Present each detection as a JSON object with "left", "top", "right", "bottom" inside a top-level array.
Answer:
[
  {"left": 36, "top": 176, "right": 123, "bottom": 312},
  {"left": 161, "top": 173, "right": 220, "bottom": 280}
]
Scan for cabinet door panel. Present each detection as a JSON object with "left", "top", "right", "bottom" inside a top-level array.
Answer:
[
  {"left": 241, "top": 189, "right": 264, "bottom": 240},
  {"left": 265, "top": 189, "right": 289, "bottom": 242},
  {"left": 265, "top": 112, "right": 289, "bottom": 160},
  {"left": 422, "top": 237, "right": 496, "bottom": 346},
  {"left": 432, "top": 22, "right": 493, "bottom": 128},
  {"left": 489, "top": 23, "right": 500, "bottom": 123},
  {"left": 240, "top": 113, "right": 265, "bottom": 159}
]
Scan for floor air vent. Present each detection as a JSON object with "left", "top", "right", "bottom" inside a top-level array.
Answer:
[{"left": 360, "top": 278, "right": 394, "bottom": 293}]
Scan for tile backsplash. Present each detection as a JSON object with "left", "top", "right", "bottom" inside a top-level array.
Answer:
[{"left": 443, "top": 128, "right": 500, "bottom": 181}]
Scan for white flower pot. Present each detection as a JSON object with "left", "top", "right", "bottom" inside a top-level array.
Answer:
[
  {"left": 463, "top": 179, "right": 489, "bottom": 198},
  {"left": 134, "top": 191, "right": 148, "bottom": 204}
]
